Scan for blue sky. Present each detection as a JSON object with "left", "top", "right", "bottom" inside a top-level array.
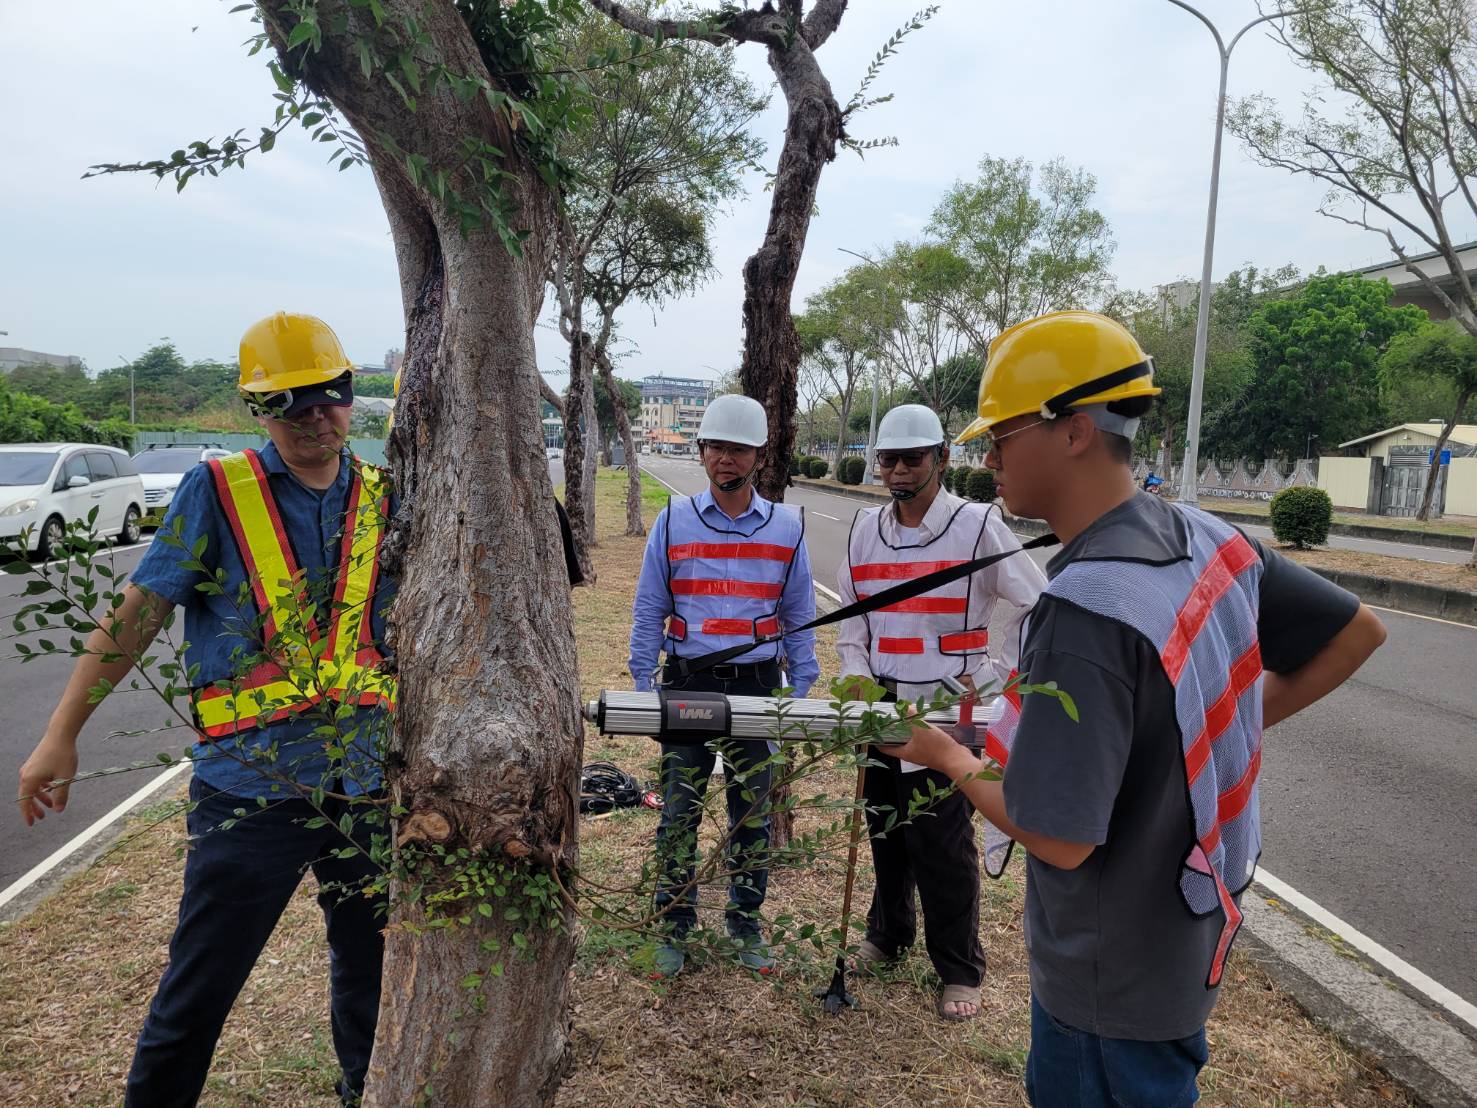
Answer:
[{"left": 2, "top": 1, "right": 1466, "bottom": 384}]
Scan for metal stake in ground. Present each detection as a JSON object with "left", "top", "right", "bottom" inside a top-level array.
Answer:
[{"left": 817, "top": 762, "right": 867, "bottom": 1015}]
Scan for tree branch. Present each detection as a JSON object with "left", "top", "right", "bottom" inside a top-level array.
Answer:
[{"left": 801, "top": 0, "right": 849, "bottom": 49}]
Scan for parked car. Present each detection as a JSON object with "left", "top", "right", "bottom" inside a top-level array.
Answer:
[
  {"left": 132, "top": 443, "right": 232, "bottom": 519},
  {"left": 0, "top": 443, "right": 147, "bottom": 558},
  {"left": 545, "top": 446, "right": 564, "bottom": 460}
]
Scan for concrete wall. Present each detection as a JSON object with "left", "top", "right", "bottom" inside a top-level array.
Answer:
[
  {"left": 1318, "top": 457, "right": 1374, "bottom": 510},
  {"left": 1447, "top": 458, "right": 1477, "bottom": 516}
]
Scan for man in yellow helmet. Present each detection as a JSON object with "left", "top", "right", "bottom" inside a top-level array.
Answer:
[
  {"left": 888, "top": 310, "right": 1387, "bottom": 1106},
  {"left": 17, "top": 312, "right": 395, "bottom": 1106}
]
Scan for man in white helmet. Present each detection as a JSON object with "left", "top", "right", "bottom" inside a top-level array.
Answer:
[
  {"left": 629, "top": 393, "right": 819, "bottom": 977},
  {"left": 837, "top": 403, "right": 1046, "bottom": 1020}
]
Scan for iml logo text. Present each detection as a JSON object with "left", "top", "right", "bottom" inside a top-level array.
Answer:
[{"left": 676, "top": 703, "right": 715, "bottom": 721}]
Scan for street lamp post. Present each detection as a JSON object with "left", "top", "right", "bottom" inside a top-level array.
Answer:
[{"left": 1166, "top": 1, "right": 1301, "bottom": 507}]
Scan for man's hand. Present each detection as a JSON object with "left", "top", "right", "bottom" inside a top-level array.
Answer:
[
  {"left": 17, "top": 736, "right": 79, "bottom": 826},
  {"left": 888, "top": 711, "right": 980, "bottom": 781}
]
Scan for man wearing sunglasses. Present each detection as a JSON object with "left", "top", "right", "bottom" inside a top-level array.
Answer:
[
  {"left": 18, "top": 311, "right": 396, "bottom": 1106},
  {"left": 629, "top": 393, "right": 819, "bottom": 978},
  {"left": 836, "top": 403, "right": 1046, "bottom": 1022},
  {"left": 887, "top": 310, "right": 1386, "bottom": 1105}
]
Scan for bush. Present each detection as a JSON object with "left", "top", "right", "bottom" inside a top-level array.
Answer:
[
  {"left": 791, "top": 454, "right": 803, "bottom": 479},
  {"left": 1269, "top": 485, "right": 1332, "bottom": 549},
  {"left": 966, "top": 467, "right": 996, "bottom": 503},
  {"left": 942, "top": 466, "right": 959, "bottom": 493},
  {"left": 806, "top": 457, "right": 829, "bottom": 479},
  {"left": 837, "top": 456, "right": 865, "bottom": 485}
]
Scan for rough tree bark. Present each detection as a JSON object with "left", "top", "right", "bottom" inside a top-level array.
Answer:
[
  {"left": 1417, "top": 385, "right": 1473, "bottom": 522},
  {"left": 260, "top": 3, "right": 582, "bottom": 1103}
]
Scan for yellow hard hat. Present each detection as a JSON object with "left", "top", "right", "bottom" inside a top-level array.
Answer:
[
  {"left": 955, "top": 310, "right": 1160, "bottom": 445},
  {"left": 238, "top": 312, "right": 354, "bottom": 394}
]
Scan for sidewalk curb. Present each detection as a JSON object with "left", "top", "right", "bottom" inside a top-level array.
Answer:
[
  {"left": 790, "top": 478, "right": 1477, "bottom": 627},
  {"left": 1239, "top": 893, "right": 1477, "bottom": 1107}
]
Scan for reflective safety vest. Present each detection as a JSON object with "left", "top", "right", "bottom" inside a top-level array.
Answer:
[
  {"left": 662, "top": 495, "right": 804, "bottom": 663},
  {"left": 986, "top": 505, "right": 1264, "bottom": 988},
  {"left": 190, "top": 449, "right": 396, "bottom": 738},
  {"left": 846, "top": 499, "right": 995, "bottom": 697}
]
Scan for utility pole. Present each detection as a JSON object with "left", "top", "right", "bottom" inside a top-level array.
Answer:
[
  {"left": 839, "top": 248, "right": 890, "bottom": 486},
  {"left": 1165, "top": 1, "right": 1302, "bottom": 506},
  {"left": 118, "top": 354, "right": 136, "bottom": 423}
]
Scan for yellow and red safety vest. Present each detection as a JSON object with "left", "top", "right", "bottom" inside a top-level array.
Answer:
[{"left": 190, "top": 449, "right": 396, "bottom": 738}]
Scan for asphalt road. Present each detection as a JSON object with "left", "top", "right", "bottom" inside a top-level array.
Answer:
[
  {"left": 1, "top": 538, "right": 194, "bottom": 890},
  {"left": 639, "top": 455, "right": 1477, "bottom": 1007}
]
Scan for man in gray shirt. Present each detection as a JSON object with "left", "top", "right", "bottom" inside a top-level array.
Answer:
[{"left": 892, "top": 311, "right": 1387, "bottom": 1106}]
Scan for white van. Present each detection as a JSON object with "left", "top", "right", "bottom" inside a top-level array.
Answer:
[{"left": 0, "top": 443, "right": 147, "bottom": 559}]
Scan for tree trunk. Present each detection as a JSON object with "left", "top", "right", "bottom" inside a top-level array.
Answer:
[
  {"left": 1416, "top": 387, "right": 1471, "bottom": 521},
  {"left": 594, "top": 341, "right": 645, "bottom": 537},
  {"left": 738, "top": 37, "right": 842, "bottom": 504},
  {"left": 558, "top": 228, "right": 598, "bottom": 581},
  {"left": 261, "top": 4, "right": 581, "bottom": 1103}
]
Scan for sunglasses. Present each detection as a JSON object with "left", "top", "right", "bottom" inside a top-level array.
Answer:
[{"left": 876, "top": 450, "right": 935, "bottom": 469}]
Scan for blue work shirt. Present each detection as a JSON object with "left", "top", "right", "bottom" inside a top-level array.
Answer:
[
  {"left": 628, "top": 488, "right": 819, "bottom": 696},
  {"left": 130, "top": 442, "right": 396, "bottom": 797}
]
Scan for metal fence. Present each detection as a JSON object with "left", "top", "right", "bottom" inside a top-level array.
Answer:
[{"left": 132, "top": 430, "right": 388, "bottom": 467}]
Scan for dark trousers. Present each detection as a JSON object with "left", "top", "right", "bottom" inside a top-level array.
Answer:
[
  {"left": 1025, "top": 994, "right": 1208, "bottom": 1106},
  {"left": 126, "top": 776, "right": 386, "bottom": 1107},
  {"left": 653, "top": 662, "right": 778, "bottom": 936},
  {"left": 862, "top": 745, "right": 986, "bottom": 987}
]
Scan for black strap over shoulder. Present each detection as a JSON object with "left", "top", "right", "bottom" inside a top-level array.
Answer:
[{"left": 670, "top": 531, "right": 1059, "bottom": 680}]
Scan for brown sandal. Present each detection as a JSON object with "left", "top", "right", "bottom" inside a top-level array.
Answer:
[
  {"left": 847, "top": 939, "right": 895, "bottom": 974},
  {"left": 938, "top": 983, "right": 982, "bottom": 1022}
]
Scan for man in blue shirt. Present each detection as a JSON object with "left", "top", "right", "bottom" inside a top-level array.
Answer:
[
  {"left": 17, "top": 312, "right": 395, "bottom": 1106},
  {"left": 629, "top": 394, "right": 818, "bottom": 977}
]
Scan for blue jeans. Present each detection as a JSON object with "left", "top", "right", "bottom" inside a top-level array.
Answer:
[
  {"left": 125, "top": 776, "right": 386, "bottom": 1107},
  {"left": 1025, "top": 995, "right": 1208, "bottom": 1107}
]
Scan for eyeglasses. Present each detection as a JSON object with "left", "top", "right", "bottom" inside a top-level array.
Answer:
[
  {"left": 979, "top": 418, "right": 1052, "bottom": 456},
  {"left": 876, "top": 450, "right": 934, "bottom": 469},
  {"left": 700, "top": 442, "right": 757, "bottom": 459}
]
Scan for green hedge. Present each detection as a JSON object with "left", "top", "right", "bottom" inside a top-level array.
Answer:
[
  {"left": 1269, "top": 485, "right": 1332, "bottom": 549},
  {"left": 965, "top": 467, "right": 996, "bottom": 502},
  {"left": 837, "top": 455, "right": 866, "bottom": 485},
  {"left": 806, "top": 457, "right": 829, "bottom": 479}
]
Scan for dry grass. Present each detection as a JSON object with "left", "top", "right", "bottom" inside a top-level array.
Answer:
[
  {"left": 0, "top": 469, "right": 1410, "bottom": 1107},
  {"left": 1282, "top": 545, "right": 1477, "bottom": 592}
]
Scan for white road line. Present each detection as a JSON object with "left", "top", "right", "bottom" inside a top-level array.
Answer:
[
  {"left": 812, "top": 512, "right": 841, "bottom": 521},
  {"left": 0, "top": 761, "right": 189, "bottom": 912},
  {"left": 1255, "top": 868, "right": 1477, "bottom": 1033},
  {"left": 1366, "top": 604, "right": 1477, "bottom": 631},
  {"left": 645, "top": 469, "right": 687, "bottom": 498},
  {"left": 35, "top": 536, "right": 153, "bottom": 572}
]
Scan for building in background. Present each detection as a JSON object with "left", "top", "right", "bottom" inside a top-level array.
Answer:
[
  {"left": 0, "top": 347, "right": 84, "bottom": 374},
  {"left": 637, "top": 374, "right": 714, "bottom": 448},
  {"left": 1319, "top": 421, "right": 1477, "bottom": 518},
  {"left": 1355, "top": 241, "right": 1477, "bottom": 323}
]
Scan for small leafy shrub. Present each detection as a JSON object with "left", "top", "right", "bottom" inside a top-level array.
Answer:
[
  {"left": 1269, "top": 485, "right": 1332, "bottom": 548},
  {"left": 806, "top": 457, "right": 829, "bottom": 479},
  {"left": 966, "top": 467, "right": 996, "bottom": 503}
]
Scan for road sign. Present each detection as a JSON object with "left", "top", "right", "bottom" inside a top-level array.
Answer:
[{"left": 1428, "top": 449, "right": 1452, "bottom": 466}]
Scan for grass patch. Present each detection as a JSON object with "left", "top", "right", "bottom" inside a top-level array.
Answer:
[
  {"left": 0, "top": 466, "right": 1411, "bottom": 1106},
  {"left": 1282, "top": 545, "right": 1477, "bottom": 593}
]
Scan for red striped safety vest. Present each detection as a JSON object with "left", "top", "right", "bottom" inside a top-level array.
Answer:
[
  {"left": 662, "top": 494, "right": 803, "bottom": 662},
  {"left": 846, "top": 499, "right": 996, "bottom": 693},
  {"left": 189, "top": 450, "right": 396, "bottom": 738},
  {"left": 986, "top": 505, "right": 1264, "bottom": 988}
]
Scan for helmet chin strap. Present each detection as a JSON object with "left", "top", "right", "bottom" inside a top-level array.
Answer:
[{"left": 888, "top": 450, "right": 942, "bottom": 501}]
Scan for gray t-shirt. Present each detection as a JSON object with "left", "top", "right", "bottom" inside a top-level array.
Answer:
[{"left": 1002, "top": 493, "right": 1359, "bottom": 1041}]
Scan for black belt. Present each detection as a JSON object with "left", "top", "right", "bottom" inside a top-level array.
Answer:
[{"left": 664, "top": 658, "right": 781, "bottom": 684}]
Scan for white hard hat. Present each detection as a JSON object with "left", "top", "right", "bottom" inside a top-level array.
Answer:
[
  {"left": 875, "top": 404, "right": 944, "bottom": 450},
  {"left": 697, "top": 394, "right": 768, "bottom": 447}
]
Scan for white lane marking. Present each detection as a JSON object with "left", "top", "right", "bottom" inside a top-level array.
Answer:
[
  {"left": 812, "top": 512, "right": 841, "bottom": 521},
  {"left": 645, "top": 469, "right": 688, "bottom": 497},
  {"left": 1255, "top": 867, "right": 1477, "bottom": 1033},
  {"left": 1366, "top": 604, "right": 1477, "bottom": 632},
  {"left": 0, "top": 761, "right": 189, "bottom": 913},
  {"left": 35, "top": 536, "right": 153, "bottom": 572}
]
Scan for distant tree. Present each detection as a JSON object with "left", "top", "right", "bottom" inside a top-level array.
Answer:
[
  {"left": 927, "top": 154, "right": 1116, "bottom": 345},
  {"left": 1381, "top": 322, "right": 1477, "bottom": 520},
  {"left": 1223, "top": 273, "right": 1424, "bottom": 461}
]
